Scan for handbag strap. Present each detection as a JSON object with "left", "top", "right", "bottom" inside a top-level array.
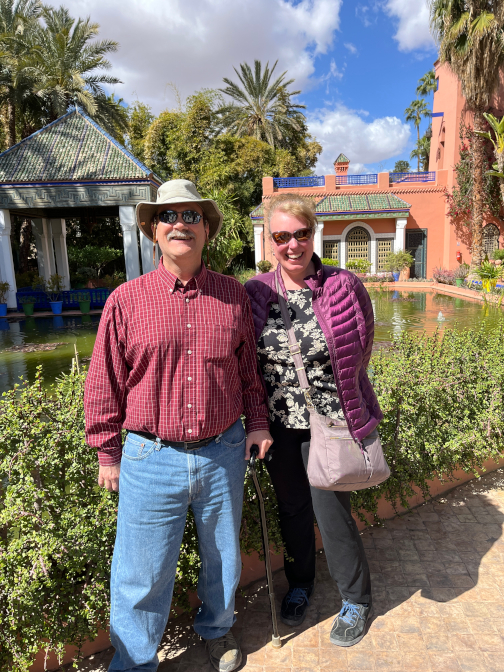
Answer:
[{"left": 275, "top": 274, "right": 315, "bottom": 410}]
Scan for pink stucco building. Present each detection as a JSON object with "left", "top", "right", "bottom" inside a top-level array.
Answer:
[{"left": 252, "top": 62, "right": 504, "bottom": 279}]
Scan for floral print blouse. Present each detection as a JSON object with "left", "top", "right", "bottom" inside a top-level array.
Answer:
[{"left": 257, "top": 287, "right": 345, "bottom": 429}]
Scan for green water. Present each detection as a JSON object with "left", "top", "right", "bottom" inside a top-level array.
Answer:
[
  {"left": 368, "top": 288, "right": 503, "bottom": 344},
  {"left": 0, "top": 290, "right": 503, "bottom": 395},
  {"left": 0, "top": 314, "right": 100, "bottom": 394}
]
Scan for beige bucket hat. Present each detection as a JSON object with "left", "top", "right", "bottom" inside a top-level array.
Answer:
[{"left": 136, "top": 179, "right": 223, "bottom": 241}]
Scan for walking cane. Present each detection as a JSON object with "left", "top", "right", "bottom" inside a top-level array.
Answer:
[{"left": 249, "top": 444, "right": 282, "bottom": 649}]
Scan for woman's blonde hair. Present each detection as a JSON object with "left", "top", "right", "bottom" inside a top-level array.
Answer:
[{"left": 264, "top": 193, "right": 318, "bottom": 233}]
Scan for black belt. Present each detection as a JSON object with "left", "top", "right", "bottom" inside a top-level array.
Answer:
[{"left": 129, "top": 430, "right": 218, "bottom": 450}]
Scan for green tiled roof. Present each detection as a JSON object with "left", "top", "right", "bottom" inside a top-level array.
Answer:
[
  {"left": 250, "top": 192, "right": 411, "bottom": 220},
  {"left": 0, "top": 109, "right": 155, "bottom": 183},
  {"left": 250, "top": 203, "right": 264, "bottom": 219},
  {"left": 335, "top": 153, "right": 350, "bottom": 163},
  {"left": 316, "top": 193, "right": 410, "bottom": 213}
]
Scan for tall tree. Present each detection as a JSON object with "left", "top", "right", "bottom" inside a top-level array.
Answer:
[
  {"left": 404, "top": 98, "right": 431, "bottom": 170},
  {"left": 217, "top": 60, "right": 306, "bottom": 148},
  {"left": 416, "top": 70, "right": 437, "bottom": 98},
  {"left": 0, "top": 0, "right": 42, "bottom": 146},
  {"left": 475, "top": 112, "right": 504, "bottom": 207},
  {"left": 429, "top": 0, "right": 504, "bottom": 267},
  {"left": 410, "top": 135, "right": 431, "bottom": 172},
  {"left": 29, "top": 6, "right": 126, "bottom": 135},
  {"left": 393, "top": 160, "right": 410, "bottom": 173},
  {"left": 127, "top": 100, "right": 154, "bottom": 163}
]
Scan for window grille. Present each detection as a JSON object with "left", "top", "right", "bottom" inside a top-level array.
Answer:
[
  {"left": 483, "top": 224, "right": 500, "bottom": 256},
  {"left": 323, "top": 241, "right": 339, "bottom": 261},
  {"left": 346, "top": 227, "right": 370, "bottom": 261},
  {"left": 377, "top": 239, "right": 393, "bottom": 271}
]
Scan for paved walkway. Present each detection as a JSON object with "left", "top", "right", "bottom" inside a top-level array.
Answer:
[{"left": 70, "top": 468, "right": 504, "bottom": 672}]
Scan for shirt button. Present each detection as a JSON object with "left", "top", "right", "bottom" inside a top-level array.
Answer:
[
  {"left": 187, "top": 376, "right": 192, "bottom": 381},
  {"left": 187, "top": 350, "right": 192, "bottom": 354},
  {"left": 188, "top": 429, "right": 192, "bottom": 434},
  {"left": 187, "top": 324, "right": 191, "bottom": 328},
  {"left": 186, "top": 298, "right": 190, "bottom": 303},
  {"left": 187, "top": 403, "right": 192, "bottom": 408}
]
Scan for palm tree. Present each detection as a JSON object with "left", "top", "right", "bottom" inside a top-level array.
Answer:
[
  {"left": 217, "top": 60, "right": 306, "bottom": 148},
  {"left": 429, "top": 0, "right": 504, "bottom": 267},
  {"left": 404, "top": 98, "right": 431, "bottom": 170},
  {"left": 29, "top": 6, "right": 127, "bottom": 136},
  {"left": 475, "top": 112, "right": 504, "bottom": 206},
  {"left": 410, "top": 135, "right": 431, "bottom": 172},
  {"left": 0, "top": 0, "right": 42, "bottom": 146},
  {"left": 416, "top": 70, "right": 437, "bottom": 98}
]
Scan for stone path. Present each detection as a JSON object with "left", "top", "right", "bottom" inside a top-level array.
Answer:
[{"left": 68, "top": 468, "right": 504, "bottom": 672}]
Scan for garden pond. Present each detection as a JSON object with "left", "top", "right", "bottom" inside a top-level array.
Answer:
[{"left": 0, "top": 288, "right": 503, "bottom": 395}]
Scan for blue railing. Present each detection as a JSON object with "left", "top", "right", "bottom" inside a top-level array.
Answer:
[
  {"left": 335, "top": 174, "right": 378, "bottom": 185},
  {"left": 389, "top": 171, "right": 435, "bottom": 183},
  {"left": 273, "top": 176, "right": 325, "bottom": 188},
  {"left": 16, "top": 287, "right": 111, "bottom": 312}
]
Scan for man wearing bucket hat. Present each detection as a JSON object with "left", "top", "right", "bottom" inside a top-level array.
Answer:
[{"left": 84, "top": 179, "right": 273, "bottom": 672}]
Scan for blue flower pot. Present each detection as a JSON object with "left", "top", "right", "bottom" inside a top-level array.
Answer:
[
  {"left": 392, "top": 272, "right": 400, "bottom": 282},
  {"left": 0, "top": 303, "right": 7, "bottom": 317},
  {"left": 50, "top": 301, "right": 63, "bottom": 315}
]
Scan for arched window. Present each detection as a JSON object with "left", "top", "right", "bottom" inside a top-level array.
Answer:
[
  {"left": 483, "top": 224, "right": 500, "bottom": 256},
  {"left": 346, "top": 226, "right": 370, "bottom": 262}
]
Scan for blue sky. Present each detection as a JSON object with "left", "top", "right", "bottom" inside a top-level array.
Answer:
[{"left": 66, "top": 0, "right": 439, "bottom": 175}]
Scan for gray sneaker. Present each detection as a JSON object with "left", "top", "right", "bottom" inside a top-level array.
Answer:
[
  {"left": 330, "top": 600, "right": 372, "bottom": 647},
  {"left": 205, "top": 631, "right": 242, "bottom": 672}
]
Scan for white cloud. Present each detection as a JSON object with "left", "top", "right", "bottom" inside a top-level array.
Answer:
[
  {"left": 64, "top": 0, "right": 342, "bottom": 113},
  {"left": 355, "top": 4, "right": 379, "bottom": 28},
  {"left": 383, "top": 0, "right": 436, "bottom": 52},
  {"left": 344, "top": 42, "right": 358, "bottom": 55},
  {"left": 307, "top": 105, "right": 411, "bottom": 174}
]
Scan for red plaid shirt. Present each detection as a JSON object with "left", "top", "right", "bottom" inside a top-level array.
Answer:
[{"left": 84, "top": 261, "right": 269, "bottom": 465}]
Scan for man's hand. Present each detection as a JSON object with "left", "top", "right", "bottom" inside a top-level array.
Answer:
[
  {"left": 245, "top": 429, "right": 273, "bottom": 460},
  {"left": 98, "top": 464, "right": 121, "bottom": 492}
]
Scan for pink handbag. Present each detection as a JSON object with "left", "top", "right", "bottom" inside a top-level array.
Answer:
[{"left": 275, "top": 276, "right": 390, "bottom": 491}]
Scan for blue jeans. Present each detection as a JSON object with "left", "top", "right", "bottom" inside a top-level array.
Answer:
[{"left": 108, "top": 419, "right": 247, "bottom": 672}]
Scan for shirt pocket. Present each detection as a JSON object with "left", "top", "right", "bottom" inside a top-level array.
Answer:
[{"left": 203, "top": 324, "right": 239, "bottom": 362}]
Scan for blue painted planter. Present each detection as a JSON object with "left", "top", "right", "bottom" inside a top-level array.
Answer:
[
  {"left": 16, "top": 287, "right": 110, "bottom": 312},
  {"left": 50, "top": 301, "right": 63, "bottom": 315},
  {"left": 392, "top": 272, "right": 400, "bottom": 282},
  {"left": 0, "top": 303, "right": 7, "bottom": 317}
]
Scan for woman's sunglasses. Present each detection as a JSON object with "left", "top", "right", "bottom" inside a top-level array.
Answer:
[
  {"left": 158, "top": 210, "right": 203, "bottom": 224},
  {"left": 271, "top": 228, "right": 313, "bottom": 245}
]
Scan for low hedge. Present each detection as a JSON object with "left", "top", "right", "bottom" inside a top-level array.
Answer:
[{"left": 1, "top": 318, "right": 504, "bottom": 670}]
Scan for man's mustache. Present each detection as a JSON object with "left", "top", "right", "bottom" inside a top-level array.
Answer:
[{"left": 165, "top": 229, "right": 196, "bottom": 241}]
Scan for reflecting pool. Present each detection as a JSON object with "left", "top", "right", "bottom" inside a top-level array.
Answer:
[{"left": 0, "top": 289, "right": 503, "bottom": 395}]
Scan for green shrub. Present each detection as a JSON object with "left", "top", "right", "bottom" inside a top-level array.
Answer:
[
  {"left": 0, "top": 281, "right": 9, "bottom": 304},
  {"left": 45, "top": 273, "right": 64, "bottom": 303},
  {"left": 2, "top": 319, "right": 504, "bottom": 669},
  {"left": 353, "top": 321, "right": 504, "bottom": 520},
  {"left": 0, "top": 367, "right": 283, "bottom": 671},
  {"left": 18, "top": 295, "right": 37, "bottom": 305},
  {"left": 346, "top": 258, "right": 371, "bottom": 273},
  {"left": 492, "top": 249, "right": 504, "bottom": 261},
  {"left": 384, "top": 250, "right": 414, "bottom": 273},
  {"left": 321, "top": 258, "right": 339, "bottom": 267},
  {"left": 256, "top": 260, "right": 273, "bottom": 273},
  {"left": 15, "top": 271, "right": 38, "bottom": 290}
]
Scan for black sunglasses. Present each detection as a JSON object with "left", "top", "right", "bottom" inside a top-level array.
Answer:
[
  {"left": 271, "top": 228, "right": 313, "bottom": 245},
  {"left": 158, "top": 210, "right": 203, "bottom": 225}
]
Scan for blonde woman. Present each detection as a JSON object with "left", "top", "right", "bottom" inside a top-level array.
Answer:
[{"left": 245, "top": 193, "right": 382, "bottom": 647}]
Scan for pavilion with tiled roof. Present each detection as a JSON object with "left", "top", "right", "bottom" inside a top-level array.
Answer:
[{"left": 0, "top": 109, "right": 161, "bottom": 308}]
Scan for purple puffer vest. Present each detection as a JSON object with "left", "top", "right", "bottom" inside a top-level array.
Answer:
[{"left": 244, "top": 254, "right": 383, "bottom": 443}]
